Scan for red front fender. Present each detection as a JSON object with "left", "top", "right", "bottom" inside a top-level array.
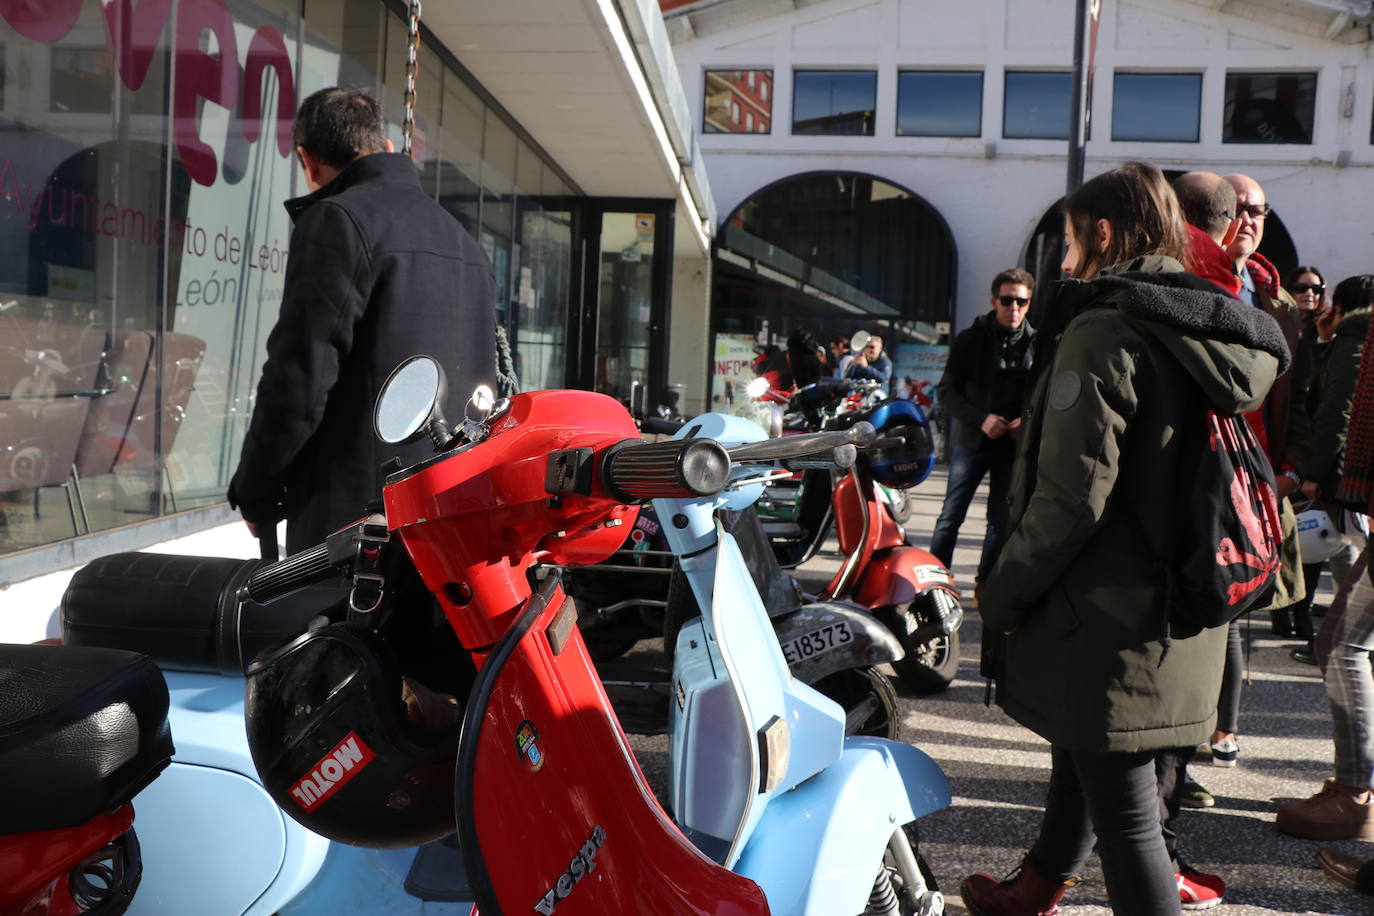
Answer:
[{"left": 853, "top": 546, "right": 959, "bottom": 609}]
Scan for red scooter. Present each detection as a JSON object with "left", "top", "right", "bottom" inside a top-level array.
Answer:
[
  {"left": 0, "top": 643, "right": 173, "bottom": 916},
  {"left": 766, "top": 380, "right": 963, "bottom": 693}
]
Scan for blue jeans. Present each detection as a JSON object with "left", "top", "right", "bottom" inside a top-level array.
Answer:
[{"left": 929, "top": 440, "right": 1014, "bottom": 581}]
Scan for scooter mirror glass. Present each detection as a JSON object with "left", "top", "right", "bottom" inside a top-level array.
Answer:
[
  {"left": 376, "top": 355, "right": 446, "bottom": 444},
  {"left": 849, "top": 329, "right": 871, "bottom": 353},
  {"left": 745, "top": 377, "right": 771, "bottom": 399}
]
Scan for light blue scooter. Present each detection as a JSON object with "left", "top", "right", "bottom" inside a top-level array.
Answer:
[{"left": 654, "top": 411, "right": 951, "bottom": 914}]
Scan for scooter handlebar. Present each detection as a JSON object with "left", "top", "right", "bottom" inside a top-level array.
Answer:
[
  {"left": 237, "top": 542, "right": 336, "bottom": 604},
  {"left": 601, "top": 438, "right": 733, "bottom": 503},
  {"left": 781, "top": 443, "right": 857, "bottom": 471},
  {"left": 726, "top": 422, "right": 876, "bottom": 463}
]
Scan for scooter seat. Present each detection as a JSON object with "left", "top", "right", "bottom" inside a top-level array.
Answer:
[
  {"left": 0, "top": 642, "right": 173, "bottom": 833},
  {"left": 62, "top": 552, "right": 343, "bottom": 675}
]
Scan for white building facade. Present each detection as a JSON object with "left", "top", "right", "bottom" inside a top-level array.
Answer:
[{"left": 666, "top": 0, "right": 1374, "bottom": 348}]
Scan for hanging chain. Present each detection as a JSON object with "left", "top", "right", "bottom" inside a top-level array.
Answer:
[{"left": 402, "top": 0, "right": 422, "bottom": 159}]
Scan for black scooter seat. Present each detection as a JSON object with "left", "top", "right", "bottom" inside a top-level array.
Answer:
[{"left": 0, "top": 642, "right": 173, "bottom": 833}]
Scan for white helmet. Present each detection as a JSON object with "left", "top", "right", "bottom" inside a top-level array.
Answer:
[{"left": 1296, "top": 506, "right": 1345, "bottom": 563}]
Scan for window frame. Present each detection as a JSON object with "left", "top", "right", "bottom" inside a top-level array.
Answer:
[
  {"left": 895, "top": 69, "right": 984, "bottom": 139},
  {"left": 1002, "top": 69, "right": 1074, "bottom": 141},
  {"left": 701, "top": 68, "right": 775, "bottom": 136},
  {"left": 791, "top": 68, "right": 879, "bottom": 137},
  {"left": 1110, "top": 71, "right": 1203, "bottom": 143},
  {"left": 1222, "top": 70, "right": 1318, "bottom": 146}
]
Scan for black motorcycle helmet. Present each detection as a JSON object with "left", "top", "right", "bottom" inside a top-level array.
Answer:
[
  {"left": 245, "top": 622, "right": 461, "bottom": 848},
  {"left": 862, "top": 399, "right": 936, "bottom": 490}
]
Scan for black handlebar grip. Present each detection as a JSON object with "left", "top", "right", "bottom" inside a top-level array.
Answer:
[
  {"left": 237, "top": 542, "right": 337, "bottom": 604},
  {"left": 602, "top": 438, "right": 732, "bottom": 503},
  {"left": 782, "top": 443, "right": 857, "bottom": 471}
]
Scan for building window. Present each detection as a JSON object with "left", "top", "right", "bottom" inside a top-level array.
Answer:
[
  {"left": 897, "top": 71, "right": 983, "bottom": 138},
  {"left": 1112, "top": 72, "right": 1201, "bottom": 142},
  {"left": 1003, "top": 70, "right": 1072, "bottom": 140},
  {"left": 703, "top": 69, "right": 773, "bottom": 134},
  {"left": 1223, "top": 72, "right": 1316, "bottom": 144},
  {"left": 792, "top": 70, "right": 877, "bottom": 136}
]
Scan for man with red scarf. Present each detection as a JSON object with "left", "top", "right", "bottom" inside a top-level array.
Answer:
[{"left": 1225, "top": 173, "right": 1309, "bottom": 494}]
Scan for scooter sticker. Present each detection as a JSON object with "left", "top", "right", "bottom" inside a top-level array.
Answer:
[
  {"left": 515, "top": 720, "right": 545, "bottom": 773},
  {"left": 914, "top": 565, "right": 951, "bottom": 585},
  {"left": 533, "top": 825, "right": 606, "bottom": 915},
  {"left": 288, "top": 731, "right": 377, "bottom": 812}
]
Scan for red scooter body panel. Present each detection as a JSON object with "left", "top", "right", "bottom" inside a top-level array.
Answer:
[
  {"left": 384, "top": 390, "right": 641, "bottom": 648},
  {"left": 854, "top": 546, "right": 960, "bottom": 609},
  {"left": 462, "top": 580, "right": 768, "bottom": 916},
  {"left": 0, "top": 805, "right": 133, "bottom": 914}
]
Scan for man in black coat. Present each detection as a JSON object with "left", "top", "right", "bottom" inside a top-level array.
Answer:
[
  {"left": 229, "top": 87, "right": 496, "bottom": 555},
  {"left": 929, "top": 267, "right": 1035, "bottom": 596}
]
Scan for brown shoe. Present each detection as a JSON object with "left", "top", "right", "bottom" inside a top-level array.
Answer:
[
  {"left": 1277, "top": 780, "right": 1374, "bottom": 840},
  {"left": 1316, "top": 847, "right": 1374, "bottom": 895},
  {"left": 973, "top": 580, "right": 986, "bottom": 608}
]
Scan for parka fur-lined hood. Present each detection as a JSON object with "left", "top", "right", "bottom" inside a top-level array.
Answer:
[{"left": 1086, "top": 257, "right": 1289, "bottom": 416}]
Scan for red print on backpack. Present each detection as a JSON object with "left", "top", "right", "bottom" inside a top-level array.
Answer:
[{"left": 1211, "top": 415, "right": 1281, "bottom": 606}]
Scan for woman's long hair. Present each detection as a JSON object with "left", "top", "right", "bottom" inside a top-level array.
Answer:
[{"left": 1063, "top": 161, "right": 1191, "bottom": 280}]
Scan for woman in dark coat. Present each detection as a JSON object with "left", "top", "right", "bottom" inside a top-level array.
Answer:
[{"left": 960, "top": 163, "right": 1288, "bottom": 916}]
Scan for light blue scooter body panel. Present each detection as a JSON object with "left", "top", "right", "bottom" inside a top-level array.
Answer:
[
  {"left": 734, "top": 738, "right": 951, "bottom": 916},
  {"left": 132, "top": 671, "right": 468, "bottom": 915}
]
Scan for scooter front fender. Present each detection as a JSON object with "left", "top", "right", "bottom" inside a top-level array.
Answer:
[
  {"left": 735, "top": 738, "right": 950, "bottom": 916},
  {"left": 853, "top": 546, "right": 958, "bottom": 609},
  {"left": 772, "top": 601, "right": 903, "bottom": 683}
]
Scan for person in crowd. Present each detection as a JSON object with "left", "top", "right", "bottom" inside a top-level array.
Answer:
[
  {"left": 229, "top": 87, "right": 496, "bottom": 554},
  {"left": 1276, "top": 278, "right": 1374, "bottom": 841},
  {"left": 1284, "top": 266, "right": 1362, "bottom": 663},
  {"left": 1184, "top": 174, "right": 1311, "bottom": 775},
  {"left": 846, "top": 333, "right": 893, "bottom": 391},
  {"left": 1163, "top": 172, "right": 1246, "bottom": 819},
  {"left": 929, "top": 268, "right": 1035, "bottom": 602},
  {"left": 961, "top": 162, "right": 1287, "bottom": 916},
  {"left": 827, "top": 335, "right": 851, "bottom": 377}
]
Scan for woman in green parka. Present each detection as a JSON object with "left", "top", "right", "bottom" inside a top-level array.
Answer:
[{"left": 960, "top": 163, "right": 1290, "bottom": 916}]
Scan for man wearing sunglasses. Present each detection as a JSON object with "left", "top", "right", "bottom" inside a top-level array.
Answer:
[{"left": 931, "top": 268, "right": 1036, "bottom": 603}]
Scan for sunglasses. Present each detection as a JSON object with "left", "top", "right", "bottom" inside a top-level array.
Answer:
[
  {"left": 1238, "top": 203, "right": 1272, "bottom": 220},
  {"left": 997, "top": 296, "right": 1030, "bottom": 307},
  {"left": 1291, "top": 282, "right": 1325, "bottom": 294}
]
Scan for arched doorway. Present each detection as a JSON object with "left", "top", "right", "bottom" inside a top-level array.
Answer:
[{"left": 710, "top": 171, "right": 957, "bottom": 410}]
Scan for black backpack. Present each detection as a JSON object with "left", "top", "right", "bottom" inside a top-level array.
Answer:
[{"left": 1167, "top": 407, "right": 1282, "bottom": 638}]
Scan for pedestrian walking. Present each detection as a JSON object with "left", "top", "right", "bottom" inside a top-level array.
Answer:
[
  {"left": 929, "top": 268, "right": 1035, "bottom": 603},
  {"left": 962, "top": 162, "right": 1288, "bottom": 916}
]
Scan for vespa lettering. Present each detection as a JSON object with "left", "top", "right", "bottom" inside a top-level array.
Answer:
[
  {"left": 532, "top": 825, "right": 606, "bottom": 915},
  {"left": 287, "top": 731, "right": 377, "bottom": 813}
]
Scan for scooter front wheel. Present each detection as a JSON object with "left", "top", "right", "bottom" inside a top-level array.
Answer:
[
  {"left": 810, "top": 666, "right": 902, "bottom": 741},
  {"left": 879, "top": 595, "right": 961, "bottom": 695}
]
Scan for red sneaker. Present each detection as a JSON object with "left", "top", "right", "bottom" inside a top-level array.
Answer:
[{"left": 1176, "top": 864, "right": 1225, "bottom": 910}]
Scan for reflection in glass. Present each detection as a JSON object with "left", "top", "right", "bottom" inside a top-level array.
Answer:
[
  {"left": 436, "top": 75, "right": 484, "bottom": 235},
  {"left": 897, "top": 71, "right": 983, "bottom": 137},
  {"left": 1004, "top": 71, "right": 1072, "bottom": 140},
  {"left": 597, "top": 213, "right": 655, "bottom": 410},
  {"left": 792, "top": 71, "right": 876, "bottom": 136},
  {"left": 1112, "top": 73, "right": 1201, "bottom": 142},
  {"left": 1223, "top": 72, "right": 1316, "bottom": 144},
  {"left": 704, "top": 70, "right": 773, "bottom": 134}
]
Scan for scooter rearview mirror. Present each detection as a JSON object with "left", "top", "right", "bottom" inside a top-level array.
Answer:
[
  {"left": 745, "top": 377, "right": 771, "bottom": 399},
  {"left": 375, "top": 354, "right": 450, "bottom": 447}
]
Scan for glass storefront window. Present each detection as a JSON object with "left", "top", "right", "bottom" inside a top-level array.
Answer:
[
  {"left": 1223, "top": 72, "right": 1316, "bottom": 144},
  {"left": 1003, "top": 71, "right": 1072, "bottom": 140},
  {"left": 1112, "top": 72, "right": 1202, "bottom": 142},
  {"left": 597, "top": 213, "right": 655, "bottom": 410},
  {"left": 0, "top": 0, "right": 574, "bottom": 560},
  {"left": 703, "top": 70, "right": 773, "bottom": 134},
  {"left": 897, "top": 71, "right": 983, "bottom": 138},
  {"left": 792, "top": 70, "right": 876, "bottom": 136}
]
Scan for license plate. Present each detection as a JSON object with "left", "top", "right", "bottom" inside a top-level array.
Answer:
[{"left": 781, "top": 621, "right": 853, "bottom": 666}]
